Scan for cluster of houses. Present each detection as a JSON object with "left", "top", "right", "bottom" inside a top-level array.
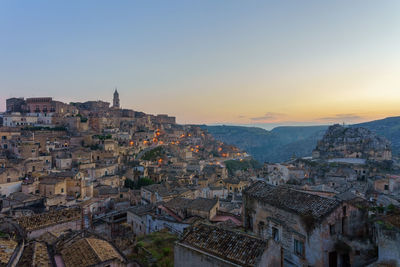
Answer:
[
  {"left": 0, "top": 93, "right": 399, "bottom": 266},
  {"left": 0, "top": 92, "right": 249, "bottom": 266}
]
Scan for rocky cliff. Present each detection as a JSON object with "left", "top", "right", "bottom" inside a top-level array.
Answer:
[{"left": 312, "top": 124, "right": 392, "bottom": 161}]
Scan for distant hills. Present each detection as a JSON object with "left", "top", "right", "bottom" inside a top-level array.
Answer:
[
  {"left": 352, "top": 117, "right": 400, "bottom": 155},
  {"left": 202, "top": 116, "right": 400, "bottom": 163}
]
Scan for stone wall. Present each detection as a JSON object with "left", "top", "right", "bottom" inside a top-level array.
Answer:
[
  {"left": 376, "top": 225, "right": 400, "bottom": 267},
  {"left": 27, "top": 219, "right": 81, "bottom": 239}
]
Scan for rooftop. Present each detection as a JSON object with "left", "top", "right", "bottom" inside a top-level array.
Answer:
[
  {"left": 244, "top": 181, "right": 340, "bottom": 220},
  {"left": 60, "top": 237, "right": 124, "bottom": 267},
  {"left": 327, "top": 158, "right": 366, "bottom": 165},
  {"left": 0, "top": 238, "right": 18, "bottom": 265},
  {"left": 6, "top": 192, "right": 42, "bottom": 203},
  {"left": 178, "top": 224, "right": 267, "bottom": 266},
  {"left": 127, "top": 204, "right": 154, "bottom": 216},
  {"left": 17, "top": 207, "right": 81, "bottom": 232},
  {"left": 164, "top": 197, "right": 218, "bottom": 212},
  {"left": 39, "top": 177, "right": 66, "bottom": 185},
  {"left": 18, "top": 241, "right": 51, "bottom": 267}
]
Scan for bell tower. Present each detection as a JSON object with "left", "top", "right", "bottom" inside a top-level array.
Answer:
[{"left": 113, "top": 88, "right": 120, "bottom": 109}]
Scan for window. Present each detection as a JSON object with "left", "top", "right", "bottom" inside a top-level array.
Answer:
[
  {"left": 294, "top": 239, "right": 304, "bottom": 257},
  {"left": 272, "top": 227, "right": 280, "bottom": 241},
  {"left": 330, "top": 224, "right": 336, "bottom": 235},
  {"left": 246, "top": 215, "right": 253, "bottom": 230},
  {"left": 61, "top": 188, "right": 64, "bottom": 193},
  {"left": 258, "top": 222, "right": 265, "bottom": 236},
  {"left": 384, "top": 184, "right": 389, "bottom": 191}
]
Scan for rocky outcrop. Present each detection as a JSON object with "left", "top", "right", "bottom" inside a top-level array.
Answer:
[{"left": 312, "top": 124, "right": 392, "bottom": 161}]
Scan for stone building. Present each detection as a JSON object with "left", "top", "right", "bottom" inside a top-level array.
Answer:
[
  {"left": 373, "top": 214, "right": 400, "bottom": 267},
  {"left": 38, "top": 171, "right": 88, "bottom": 199},
  {"left": 25, "top": 97, "right": 78, "bottom": 115},
  {"left": 39, "top": 176, "right": 66, "bottom": 197},
  {"left": 221, "top": 178, "right": 249, "bottom": 194},
  {"left": 0, "top": 127, "right": 21, "bottom": 149},
  {"left": 127, "top": 204, "right": 155, "bottom": 236},
  {"left": 243, "top": 181, "right": 369, "bottom": 267},
  {"left": 113, "top": 89, "right": 120, "bottom": 109},
  {"left": 16, "top": 207, "right": 82, "bottom": 239},
  {"left": 6, "top": 97, "right": 27, "bottom": 113},
  {"left": 140, "top": 183, "right": 193, "bottom": 204},
  {"left": 2, "top": 112, "right": 38, "bottom": 127},
  {"left": 0, "top": 167, "right": 23, "bottom": 196},
  {"left": 162, "top": 197, "right": 219, "bottom": 220}
]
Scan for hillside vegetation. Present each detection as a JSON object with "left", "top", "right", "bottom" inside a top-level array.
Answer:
[{"left": 203, "top": 116, "right": 400, "bottom": 163}]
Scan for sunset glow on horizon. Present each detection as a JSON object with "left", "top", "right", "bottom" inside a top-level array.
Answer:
[{"left": 1, "top": 0, "right": 400, "bottom": 128}]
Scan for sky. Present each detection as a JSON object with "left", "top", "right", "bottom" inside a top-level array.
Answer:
[{"left": 1, "top": 0, "right": 400, "bottom": 129}]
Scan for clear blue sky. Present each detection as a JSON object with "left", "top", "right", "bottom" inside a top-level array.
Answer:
[{"left": 1, "top": 1, "right": 400, "bottom": 127}]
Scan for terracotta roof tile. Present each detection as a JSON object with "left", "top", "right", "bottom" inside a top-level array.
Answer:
[
  {"left": 244, "top": 181, "right": 340, "bottom": 220},
  {"left": 60, "top": 237, "right": 124, "bottom": 267},
  {"left": 178, "top": 224, "right": 266, "bottom": 266},
  {"left": 0, "top": 238, "right": 17, "bottom": 265},
  {"left": 17, "top": 207, "right": 81, "bottom": 231}
]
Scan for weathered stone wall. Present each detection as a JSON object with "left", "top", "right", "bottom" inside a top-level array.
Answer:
[
  {"left": 145, "top": 215, "right": 189, "bottom": 235},
  {"left": 376, "top": 225, "right": 400, "bottom": 267},
  {"left": 28, "top": 219, "right": 81, "bottom": 239},
  {"left": 127, "top": 211, "right": 146, "bottom": 236},
  {"left": 244, "top": 194, "right": 366, "bottom": 267},
  {"left": 0, "top": 181, "right": 21, "bottom": 197}
]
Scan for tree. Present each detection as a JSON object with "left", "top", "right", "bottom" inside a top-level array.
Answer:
[
  {"left": 124, "top": 179, "right": 135, "bottom": 189},
  {"left": 136, "top": 177, "right": 154, "bottom": 189}
]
